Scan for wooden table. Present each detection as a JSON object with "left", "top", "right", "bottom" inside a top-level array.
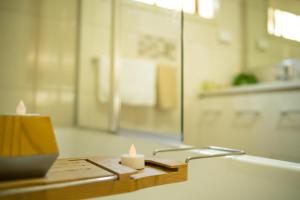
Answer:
[{"left": 0, "top": 156, "right": 187, "bottom": 199}]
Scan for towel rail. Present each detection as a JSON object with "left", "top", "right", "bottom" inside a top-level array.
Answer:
[{"left": 153, "top": 146, "right": 245, "bottom": 163}]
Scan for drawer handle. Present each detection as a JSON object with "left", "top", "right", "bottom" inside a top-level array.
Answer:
[
  {"left": 202, "top": 110, "right": 222, "bottom": 115},
  {"left": 281, "top": 110, "right": 300, "bottom": 116},
  {"left": 235, "top": 110, "right": 260, "bottom": 116}
]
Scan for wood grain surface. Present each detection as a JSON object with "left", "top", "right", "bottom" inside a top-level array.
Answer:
[
  {"left": 0, "top": 156, "right": 187, "bottom": 199},
  {"left": 0, "top": 115, "right": 58, "bottom": 157}
]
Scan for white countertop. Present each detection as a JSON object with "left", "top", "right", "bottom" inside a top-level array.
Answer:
[{"left": 199, "top": 81, "right": 300, "bottom": 98}]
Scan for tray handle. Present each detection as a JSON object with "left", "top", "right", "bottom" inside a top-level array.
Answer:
[{"left": 153, "top": 146, "right": 245, "bottom": 163}]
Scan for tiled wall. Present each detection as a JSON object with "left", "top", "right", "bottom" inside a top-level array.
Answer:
[
  {"left": 78, "top": 0, "right": 182, "bottom": 134},
  {"left": 78, "top": 0, "right": 112, "bottom": 130},
  {"left": 119, "top": 1, "right": 182, "bottom": 134},
  {"left": 0, "top": 0, "right": 77, "bottom": 126},
  {"left": 0, "top": 0, "right": 37, "bottom": 113},
  {"left": 183, "top": 0, "right": 243, "bottom": 137},
  {"left": 78, "top": 0, "right": 243, "bottom": 136},
  {"left": 0, "top": 0, "right": 243, "bottom": 134}
]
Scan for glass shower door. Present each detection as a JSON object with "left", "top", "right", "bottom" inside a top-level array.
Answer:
[
  {"left": 77, "top": 0, "right": 183, "bottom": 139},
  {"left": 117, "top": 0, "right": 183, "bottom": 138}
]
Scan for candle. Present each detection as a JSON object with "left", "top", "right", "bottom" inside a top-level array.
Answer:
[
  {"left": 121, "top": 144, "right": 145, "bottom": 170},
  {"left": 16, "top": 100, "right": 26, "bottom": 115},
  {"left": 0, "top": 100, "right": 59, "bottom": 180},
  {"left": 15, "top": 100, "right": 39, "bottom": 116}
]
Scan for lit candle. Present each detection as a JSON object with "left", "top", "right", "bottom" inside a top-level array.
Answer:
[
  {"left": 121, "top": 144, "right": 145, "bottom": 169},
  {"left": 15, "top": 100, "right": 39, "bottom": 116},
  {"left": 16, "top": 100, "right": 26, "bottom": 115}
]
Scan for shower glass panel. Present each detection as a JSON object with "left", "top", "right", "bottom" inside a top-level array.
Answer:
[
  {"left": 118, "top": 0, "right": 183, "bottom": 138},
  {"left": 77, "top": 0, "right": 112, "bottom": 130},
  {"left": 0, "top": 0, "right": 77, "bottom": 127}
]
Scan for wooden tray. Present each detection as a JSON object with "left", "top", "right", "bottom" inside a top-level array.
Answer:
[{"left": 0, "top": 156, "right": 187, "bottom": 199}]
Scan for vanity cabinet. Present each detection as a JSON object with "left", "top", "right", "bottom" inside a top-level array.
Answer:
[{"left": 186, "top": 85, "right": 300, "bottom": 163}]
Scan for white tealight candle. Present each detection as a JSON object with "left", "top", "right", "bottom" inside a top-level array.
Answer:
[
  {"left": 121, "top": 144, "right": 145, "bottom": 170},
  {"left": 16, "top": 100, "right": 26, "bottom": 115},
  {"left": 14, "top": 100, "right": 39, "bottom": 116}
]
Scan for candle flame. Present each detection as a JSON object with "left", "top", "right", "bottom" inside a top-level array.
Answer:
[
  {"left": 16, "top": 100, "right": 26, "bottom": 115},
  {"left": 129, "top": 144, "right": 136, "bottom": 156}
]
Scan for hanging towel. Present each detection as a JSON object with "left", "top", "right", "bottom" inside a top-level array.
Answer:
[
  {"left": 120, "top": 58, "right": 157, "bottom": 106},
  {"left": 157, "top": 64, "right": 178, "bottom": 110},
  {"left": 97, "top": 56, "right": 157, "bottom": 106}
]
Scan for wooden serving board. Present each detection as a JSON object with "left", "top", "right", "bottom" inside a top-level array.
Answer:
[{"left": 0, "top": 156, "right": 187, "bottom": 199}]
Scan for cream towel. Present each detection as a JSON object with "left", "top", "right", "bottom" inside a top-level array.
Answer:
[
  {"left": 97, "top": 56, "right": 157, "bottom": 106},
  {"left": 120, "top": 58, "right": 157, "bottom": 106},
  {"left": 157, "top": 65, "right": 178, "bottom": 110}
]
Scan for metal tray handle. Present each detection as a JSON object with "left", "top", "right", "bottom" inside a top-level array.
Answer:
[{"left": 153, "top": 146, "right": 245, "bottom": 163}]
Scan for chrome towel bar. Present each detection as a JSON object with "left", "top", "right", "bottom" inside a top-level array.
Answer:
[{"left": 153, "top": 146, "right": 245, "bottom": 163}]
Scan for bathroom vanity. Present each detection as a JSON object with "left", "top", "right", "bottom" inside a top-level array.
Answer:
[{"left": 187, "top": 81, "right": 300, "bottom": 163}]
